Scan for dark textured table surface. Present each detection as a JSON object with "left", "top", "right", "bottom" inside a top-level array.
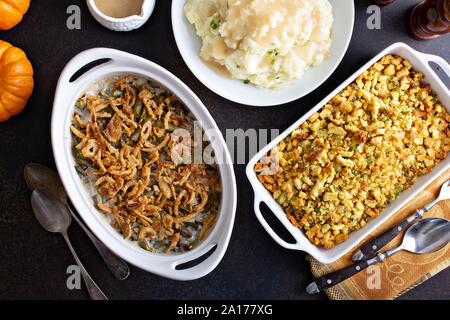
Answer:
[{"left": 0, "top": 0, "right": 448, "bottom": 300}]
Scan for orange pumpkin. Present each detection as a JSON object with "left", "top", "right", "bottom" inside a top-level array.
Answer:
[
  {"left": 0, "top": 40, "right": 34, "bottom": 122},
  {"left": 0, "top": 0, "right": 30, "bottom": 30}
]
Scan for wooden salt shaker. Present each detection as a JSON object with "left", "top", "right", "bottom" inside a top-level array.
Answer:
[{"left": 406, "top": 0, "right": 450, "bottom": 40}]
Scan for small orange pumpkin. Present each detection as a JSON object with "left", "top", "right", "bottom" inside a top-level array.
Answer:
[
  {"left": 0, "top": 40, "right": 34, "bottom": 122},
  {"left": 0, "top": 0, "right": 30, "bottom": 30}
]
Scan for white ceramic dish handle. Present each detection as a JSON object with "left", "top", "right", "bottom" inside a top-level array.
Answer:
[
  {"left": 166, "top": 236, "right": 223, "bottom": 279},
  {"left": 57, "top": 48, "right": 128, "bottom": 87},
  {"left": 416, "top": 51, "right": 450, "bottom": 83},
  {"left": 56, "top": 48, "right": 236, "bottom": 280},
  {"left": 254, "top": 195, "right": 305, "bottom": 251}
]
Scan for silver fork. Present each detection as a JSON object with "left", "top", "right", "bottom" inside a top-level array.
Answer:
[{"left": 353, "top": 179, "right": 450, "bottom": 262}]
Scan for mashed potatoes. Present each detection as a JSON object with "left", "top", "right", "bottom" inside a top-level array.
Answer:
[{"left": 184, "top": 0, "right": 333, "bottom": 89}]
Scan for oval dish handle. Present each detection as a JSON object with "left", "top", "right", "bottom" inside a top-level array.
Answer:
[
  {"left": 57, "top": 48, "right": 145, "bottom": 88},
  {"left": 145, "top": 239, "right": 224, "bottom": 281},
  {"left": 253, "top": 195, "right": 301, "bottom": 250},
  {"left": 148, "top": 226, "right": 232, "bottom": 281},
  {"left": 169, "top": 242, "right": 221, "bottom": 280},
  {"left": 57, "top": 48, "right": 114, "bottom": 87}
]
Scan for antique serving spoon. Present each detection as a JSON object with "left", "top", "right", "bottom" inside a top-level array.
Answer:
[
  {"left": 307, "top": 217, "right": 450, "bottom": 294},
  {"left": 31, "top": 188, "right": 108, "bottom": 300},
  {"left": 24, "top": 163, "right": 130, "bottom": 280}
]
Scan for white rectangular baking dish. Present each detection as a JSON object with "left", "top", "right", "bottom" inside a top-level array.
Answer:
[
  {"left": 246, "top": 42, "right": 450, "bottom": 264},
  {"left": 52, "top": 48, "right": 237, "bottom": 280}
]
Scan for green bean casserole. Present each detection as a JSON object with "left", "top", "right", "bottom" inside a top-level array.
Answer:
[{"left": 70, "top": 76, "right": 221, "bottom": 254}]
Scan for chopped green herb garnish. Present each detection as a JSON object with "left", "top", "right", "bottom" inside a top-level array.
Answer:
[
  {"left": 75, "top": 98, "right": 85, "bottom": 108},
  {"left": 210, "top": 20, "right": 218, "bottom": 29},
  {"left": 353, "top": 170, "right": 362, "bottom": 177},
  {"left": 271, "top": 59, "right": 275, "bottom": 65},
  {"left": 304, "top": 40, "right": 309, "bottom": 46},
  {"left": 293, "top": 41, "right": 298, "bottom": 46},
  {"left": 266, "top": 50, "right": 274, "bottom": 56},
  {"left": 395, "top": 186, "right": 402, "bottom": 197},
  {"left": 429, "top": 90, "right": 437, "bottom": 97},
  {"left": 243, "top": 79, "right": 250, "bottom": 84}
]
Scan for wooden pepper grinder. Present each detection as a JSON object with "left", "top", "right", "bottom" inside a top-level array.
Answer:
[
  {"left": 368, "top": 0, "right": 396, "bottom": 6},
  {"left": 406, "top": 0, "right": 450, "bottom": 40}
]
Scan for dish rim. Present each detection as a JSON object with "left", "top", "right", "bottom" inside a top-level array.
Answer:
[
  {"left": 171, "top": 0, "right": 355, "bottom": 107},
  {"left": 51, "top": 47, "right": 237, "bottom": 280},
  {"left": 246, "top": 42, "right": 450, "bottom": 264}
]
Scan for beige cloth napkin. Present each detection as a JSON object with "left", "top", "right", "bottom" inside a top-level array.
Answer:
[{"left": 307, "top": 169, "right": 450, "bottom": 300}]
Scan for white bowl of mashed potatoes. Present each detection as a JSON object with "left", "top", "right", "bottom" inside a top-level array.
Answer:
[{"left": 172, "top": 0, "right": 354, "bottom": 106}]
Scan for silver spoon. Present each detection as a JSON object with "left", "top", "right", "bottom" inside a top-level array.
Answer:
[
  {"left": 24, "top": 163, "right": 130, "bottom": 280},
  {"left": 307, "top": 217, "right": 450, "bottom": 294},
  {"left": 31, "top": 188, "right": 108, "bottom": 300}
]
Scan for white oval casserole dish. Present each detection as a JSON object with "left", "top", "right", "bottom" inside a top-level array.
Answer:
[
  {"left": 52, "top": 48, "right": 237, "bottom": 280},
  {"left": 246, "top": 42, "right": 450, "bottom": 264}
]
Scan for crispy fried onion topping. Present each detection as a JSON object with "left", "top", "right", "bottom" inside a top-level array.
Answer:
[{"left": 71, "top": 77, "right": 221, "bottom": 253}]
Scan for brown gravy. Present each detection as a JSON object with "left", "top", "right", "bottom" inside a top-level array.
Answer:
[
  {"left": 202, "top": 59, "right": 232, "bottom": 79},
  {"left": 94, "top": 0, "right": 144, "bottom": 18}
]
